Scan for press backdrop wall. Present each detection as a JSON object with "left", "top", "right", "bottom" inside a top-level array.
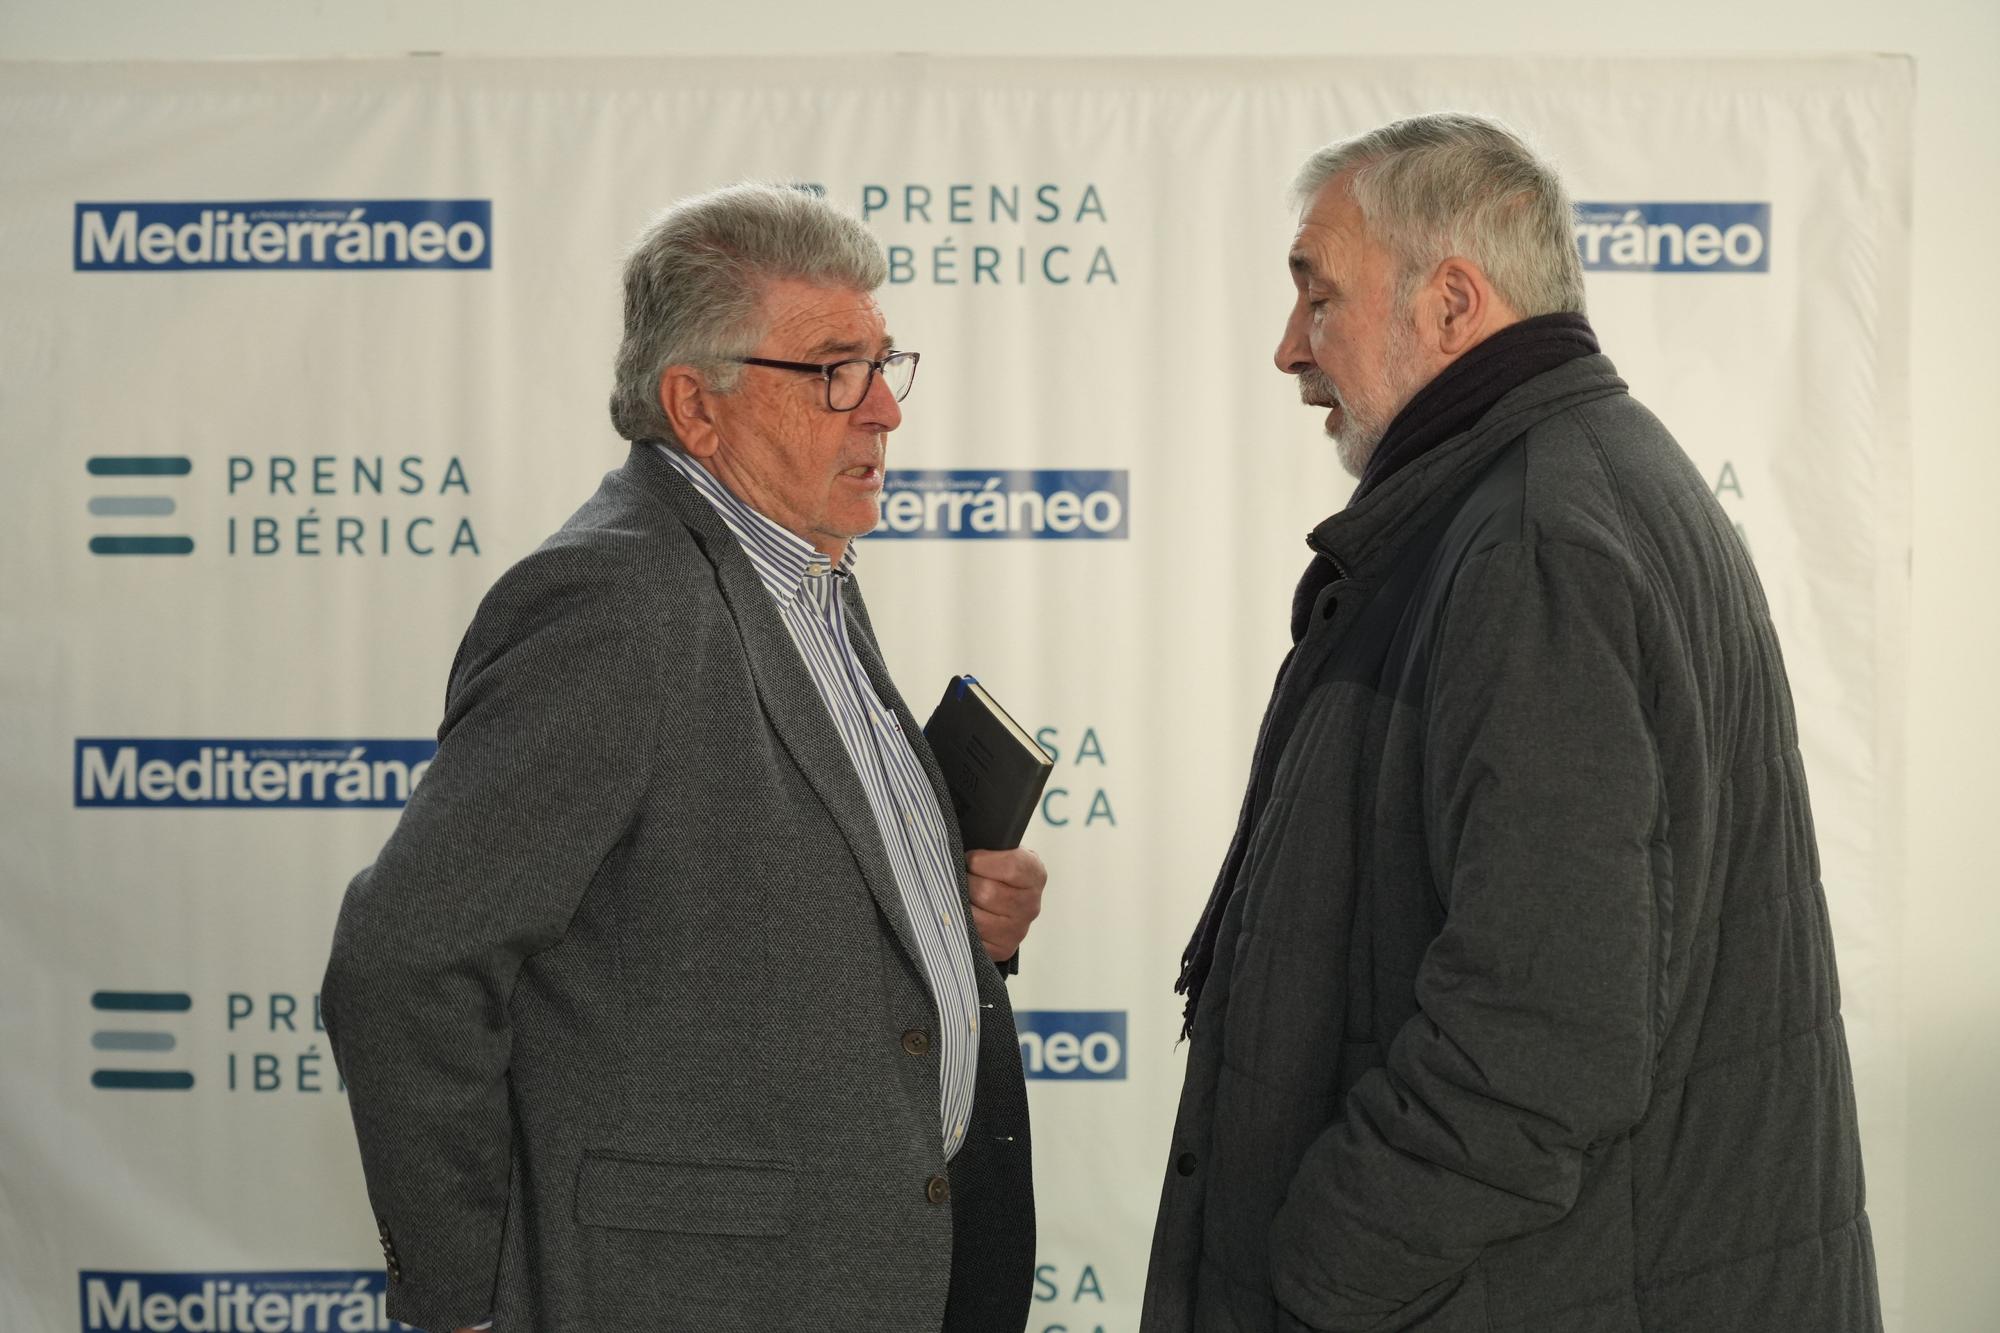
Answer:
[{"left": 0, "top": 53, "right": 1918, "bottom": 1333}]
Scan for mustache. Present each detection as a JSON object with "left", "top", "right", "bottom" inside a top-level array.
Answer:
[{"left": 1297, "top": 367, "right": 1341, "bottom": 409}]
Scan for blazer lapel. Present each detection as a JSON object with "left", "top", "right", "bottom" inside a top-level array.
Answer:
[
  {"left": 842, "top": 581, "right": 967, "bottom": 873},
  {"left": 625, "top": 446, "right": 928, "bottom": 979},
  {"left": 841, "top": 578, "right": 1014, "bottom": 986}
]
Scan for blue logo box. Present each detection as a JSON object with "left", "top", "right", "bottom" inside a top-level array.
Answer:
[
  {"left": 1016, "top": 1010, "right": 1128, "bottom": 1080},
  {"left": 81, "top": 1270, "right": 418, "bottom": 1332},
  {"left": 75, "top": 738, "right": 438, "bottom": 809},
  {"left": 1573, "top": 202, "right": 1771, "bottom": 273},
  {"left": 75, "top": 200, "right": 493, "bottom": 271},
  {"left": 875, "top": 469, "right": 1129, "bottom": 540}
]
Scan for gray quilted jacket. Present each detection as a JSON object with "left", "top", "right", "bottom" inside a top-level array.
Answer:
[{"left": 1143, "top": 355, "right": 1880, "bottom": 1332}]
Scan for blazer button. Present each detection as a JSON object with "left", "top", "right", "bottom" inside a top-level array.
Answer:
[
  {"left": 926, "top": 1173, "right": 950, "bottom": 1205},
  {"left": 1176, "top": 1151, "right": 1199, "bottom": 1177},
  {"left": 376, "top": 1221, "right": 403, "bottom": 1280},
  {"left": 901, "top": 1028, "right": 931, "bottom": 1056}
]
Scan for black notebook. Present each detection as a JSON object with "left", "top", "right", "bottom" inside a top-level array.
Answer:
[{"left": 921, "top": 675, "right": 1055, "bottom": 851}]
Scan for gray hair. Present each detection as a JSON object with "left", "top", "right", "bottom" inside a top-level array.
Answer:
[
  {"left": 1292, "top": 112, "right": 1586, "bottom": 318},
  {"left": 608, "top": 182, "right": 889, "bottom": 445}
]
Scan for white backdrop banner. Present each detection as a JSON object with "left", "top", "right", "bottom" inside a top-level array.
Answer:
[{"left": 0, "top": 55, "right": 1911, "bottom": 1332}]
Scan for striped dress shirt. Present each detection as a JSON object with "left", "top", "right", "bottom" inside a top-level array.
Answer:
[{"left": 658, "top": 444, "right": 981, "bottom": 1159}]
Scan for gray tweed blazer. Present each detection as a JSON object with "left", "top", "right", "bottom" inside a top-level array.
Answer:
[{"left": 323, "top": 443, "right": 1035, "bottom": 1333}]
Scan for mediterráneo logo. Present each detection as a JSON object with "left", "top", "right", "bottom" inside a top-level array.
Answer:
[
  {"left": 81, "top": 1271, "right": 417, "bottom": 1332},
  {"left": 75, "top": 200, "right": 492, "bottom": 272},
  {"left": 1017, "top": 1010, "right": 1128, "bottom": 1080},
  {"left": 874, "top": 470, "right": 1129, "bottom": 540},
  {"left": 1573, "top": 202, "right": 1770, "bottom": 274},
  {"left": 75, "top": 739, "right": 437, "bottom": 809}
]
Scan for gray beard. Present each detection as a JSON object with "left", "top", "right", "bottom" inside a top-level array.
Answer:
[
  {"left": 1299, "top": 379, "right": 1403, "bottom": 478},
  {"left": 1303, "top": 318, "right": 1422, "bottom": 479}
]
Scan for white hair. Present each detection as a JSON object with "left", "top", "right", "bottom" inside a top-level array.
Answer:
[
  {"left": 608, "top": 182, "right": 888, "bottom": 446},
  {"left": 1293, "top": 112, "right": 1587, "bottom": 318}
]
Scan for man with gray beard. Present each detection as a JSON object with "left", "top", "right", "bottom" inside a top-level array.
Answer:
[{"left": 1143, "top": 114, "right": 1879, "bottom": 1332}]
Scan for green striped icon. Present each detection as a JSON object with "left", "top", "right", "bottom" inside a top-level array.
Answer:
[
  {"left": 90, "top": 990, "right": 194, "bottom": 1090},
  {"left": 87, "top": 457, "right": 194, "bottom": 556}
]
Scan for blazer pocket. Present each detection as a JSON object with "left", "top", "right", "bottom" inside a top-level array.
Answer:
[{"left": 574, "top": 1152, "right": 797, "bottom": 1237}]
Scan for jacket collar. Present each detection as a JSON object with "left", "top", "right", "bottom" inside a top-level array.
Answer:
[
  {"left": 1306, "top": 353, "right": 1629, "bottom": 582},
  {"left": 652, "top": 443, "right": 858, "bottom": 609}
]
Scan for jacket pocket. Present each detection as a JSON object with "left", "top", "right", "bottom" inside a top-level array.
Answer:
[{"left": 574, "top": 1151, "right": 797, "bottom": 1237}]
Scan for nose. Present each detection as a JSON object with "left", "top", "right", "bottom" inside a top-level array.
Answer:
[
  {"left": 1274, "top": 300, "right": 1314, "bottom": 377},
  {"left": 853, "top": 363, "right": 903, "bottom": 432}
]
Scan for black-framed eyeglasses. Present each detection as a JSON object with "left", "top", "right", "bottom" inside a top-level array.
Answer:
[{"left": 733, "top": 350, "right": 920, "bottom": 412}]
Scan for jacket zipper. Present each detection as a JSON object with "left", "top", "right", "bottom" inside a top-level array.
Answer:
[{"left": 1305, "top": 533, "right": 1348, "bottom": 580}]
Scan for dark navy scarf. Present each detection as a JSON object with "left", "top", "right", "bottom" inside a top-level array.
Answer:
[{"left": 1175, "top": 312, "right": 1600, "bottom": 1037}]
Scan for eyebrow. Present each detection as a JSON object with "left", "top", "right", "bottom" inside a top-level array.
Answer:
[
  {"left": 804, "top": 333, "right": 895, "bottom": 361},
  {"left": 1288, "top": 251, "right": 1320, "bottom": 282}
]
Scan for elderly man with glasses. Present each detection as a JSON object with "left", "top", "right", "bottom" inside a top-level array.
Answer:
[{"left": 323, "top": 183, "right": 1046, "bottom": 1333}]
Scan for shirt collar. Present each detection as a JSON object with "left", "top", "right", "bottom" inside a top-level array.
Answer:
[{"left": 655, "top": 443, "right": 857, "bottom": 606}]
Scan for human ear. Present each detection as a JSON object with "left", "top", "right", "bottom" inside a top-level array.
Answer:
[
  {"left": 1432, "top": 258, "right": 1487, "bottom": 357},
  {"left": 660, "top": 365, "right": 721, "bottom": 458}
]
